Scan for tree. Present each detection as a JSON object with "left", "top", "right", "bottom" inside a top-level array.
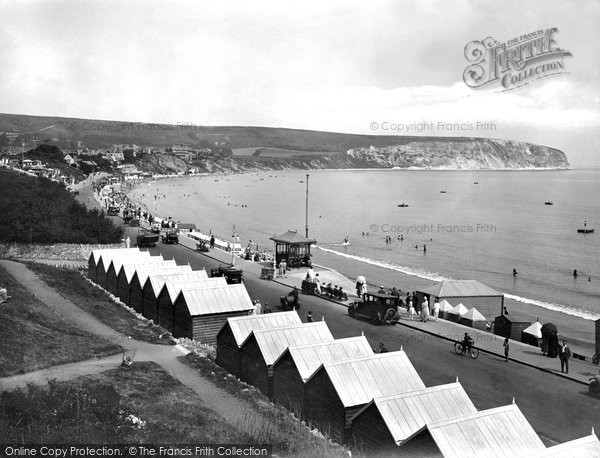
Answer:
[{"left": 0, "top": 133, "right": 9, "bottom": 147}]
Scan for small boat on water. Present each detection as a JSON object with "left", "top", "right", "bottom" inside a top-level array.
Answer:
[
  {"left": 440, "top": 190, "right": 447, "bottom": 194},
  {"left": 544, "top": 201, "right": 553, "bottom": 205},
  {"left": 474, "top": 181, "right": 479, "bottom": 184},
  {"left": 397, "top": 203, "right": 409, "bottom": 208},
  {"left": 577, "top": 228, "right": 594, "bottom": 233}
]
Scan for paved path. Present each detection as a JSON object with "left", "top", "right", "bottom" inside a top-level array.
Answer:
[
  {"left": 0, "top": 260, "right": 271, "bottom": 430},
  {"left": 180, "top": 238, "right": 600, "bottom": 386}
]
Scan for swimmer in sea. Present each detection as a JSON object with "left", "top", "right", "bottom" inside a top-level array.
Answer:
[{"left": 513, "top": 268, "right": 518, "bottom": 277}]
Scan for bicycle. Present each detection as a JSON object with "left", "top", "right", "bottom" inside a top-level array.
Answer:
[{"left": 454, "top": 342, "right": 480, "bottom": 359}]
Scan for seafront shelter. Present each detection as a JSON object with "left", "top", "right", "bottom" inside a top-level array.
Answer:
[
  {"left": 156, "top": 277, "right": 227, "bottom": 332},
  {"left": 239, "top": 322, "right": 334, "bottom": 397},
  {"left": 216, "top": 312, "right": 302, "bottom": 377},
  {"left": 271, "top": 336, "right": 373, "bottom": 415},
  {"left": 494, "top": 312, "right": 532, "bottom": 340},
  {"left": 114, "top": 260, "right": 174, "bottom": 301},
  {"left": 348, "top": 382, "right": 477, "bottom": 454},
  {"left": 172, "top": 284, "right": 255, "bottom": 345},
  {"left": 417, "top": 280, "right": 504, "bottom": 320},
  {"left": 141, "top": 271, "right": 209, "bottom": 323},
  {"left": 303, "top": 351, "right": 426, "bottom": 441},
  {"left": 400, "top": 404, "right": 545, "bottom": 457},
  {"left": 270, "top": 230, "right": 316, "bottom": 267},
  {"left": 128, "top": 265, "right": 192, "bottom": 312}
]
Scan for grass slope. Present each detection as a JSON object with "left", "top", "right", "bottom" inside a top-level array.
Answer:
[{"left": 0, "top": 264, "right": 121, "bottom": 377}]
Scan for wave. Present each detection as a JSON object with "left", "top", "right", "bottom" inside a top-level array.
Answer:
[
  {"left": 504, "top": 293, "right": 600, "bottom": 321},
  {"left": 316, "top": 246, "right": 600, "bottom": 322}
]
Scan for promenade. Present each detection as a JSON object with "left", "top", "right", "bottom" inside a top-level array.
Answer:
[{"left": 178, "top": 233, "right": 599, "bottom": 387}]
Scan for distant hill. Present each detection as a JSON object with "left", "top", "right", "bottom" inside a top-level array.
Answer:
[{"left": 0, "top": 113, "right": 569, "bottom": 170}]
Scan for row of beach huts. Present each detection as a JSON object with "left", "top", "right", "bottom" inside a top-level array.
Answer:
[{"left": 87, "top": 248, "right": 599, "bottom": 456}]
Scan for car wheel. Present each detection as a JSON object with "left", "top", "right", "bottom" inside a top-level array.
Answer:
[
  {"left": 385, "top": 308, "right": 399, "bottom": 322},
  {"left": 370, "top": 311, "right": 381, "bottom": 325}
]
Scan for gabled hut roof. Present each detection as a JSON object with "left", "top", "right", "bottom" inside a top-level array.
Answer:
[
  {"left": 91, "top": 247, "right": 140, "bottom": 264},
  {"left": 124, "top": 262, "right": 184, "bottom": 285},
  {"left": 177, "top": 284, "right": 254, "bottom": 316},
  {"left": 449, "top": 303, "right": 468, "bottom": 316},
  {"left": 278, "top": 336, "right": 373, "bottom": 381},
  {"left": 425, "top": 404, "right": 544, "bottom": 458},
  {"left": 439, "top": 299, "right": 453, "bottom": 312},
  {"left": 420, "top": 280, "right": 502, "bottom": 298},
  {"left": 165, "top": 277, "right": 227, "bottom": 302},
  {"left": 522, "top": 321, "right": 542, "bottom": 338},
  {"left": 145, "top": 269, "right": 206, "bottom": 296},
  {"left": 100, "top": 250, "right": 150, "bottom": 273},
  {"left": 312, "top": 351, "right": 426, "bottom": 408},
  {"left": 269, "top": 230, "right": 316, "bottom": 244},
  {"left": 463, "top": 307, "right": 486, "bottom": 321},
  {"left": 120, "top": 260, "right": 175, "bottom": 283},
  {"left": 529, "top": 433, "right": 600, "bottom": 457},
  {"left": 223, "top": 312, "right": 302, "bottom": 347},
  {"left": 350, "top": 382, "right": 477, "bottom": 445},
  {"left": 250, "top": 322, "right": 334, "bottom": 366}
]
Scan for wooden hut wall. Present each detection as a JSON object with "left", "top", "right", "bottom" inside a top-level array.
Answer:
[
  {"left": 95, "top": 258, "right": 108, "bottom": 288},
  {"left": 397, "top": 430, "right": 442, "bottom": 457},
  {"left": 239, "top": 334, "right": 270, "bottom": 395},
  {"left": 304, "top": 368, "right": 347, "bottom": 440},
  {"left": 216, "top": 323, "right": 242, "bottom": 376},
  {"left": 141, "top": 281, "right": 160, "bottom": 323},
  {"left": 349, "top": 403, "right": 398, "bottom": 454},
  {"left": 87, "top": 255, "right": 98, "bottom": 283},
  {"left": 116, "top": 269, "right": 133, "bottom": 304},
  {"left": 106, "top": 264, "right": 121, "bottom": 296},
  {"left": 190, "top": 312, "right": 250, "bottom": 346},
  {"left": 157, "top": 288, "right": 176, "bottom": 333},
  {"left": 494, "top": 316, "right": 531, "bottom": 340},
  {"left": 271, "top": 351, "right": 306, "bottom": 416},
  {"left": 521, "top": 331, "right": 540, "bottom": 347}
]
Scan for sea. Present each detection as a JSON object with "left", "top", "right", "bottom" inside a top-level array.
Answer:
[{"left": 128, "top": 168, "right": 600, "bottom": 353}]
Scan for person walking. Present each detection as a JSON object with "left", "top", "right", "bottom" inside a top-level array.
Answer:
[
  {"left": 125, "top": 236, "right": 131, "bottom": 248},
  {"left": 306, "top": 311, "right": 313, "bottom": 322},
  {"left": 281, "top": 259, "right": 287, "bottom": 278},
  {"left": 408, "top": 297, "right": 416, "bottom": 321},
  {"left": 253, "top": 300, "right": 262, "bottom": 315},
  {"left": 433, "top": 298, "right": 440, "bottom": 321},
  {"left": 503, "top": 338, "right": 510, "bottom": 362},
  {"left": 559, "top": 340, "right": 571, "bottom": 373},
  {"left": 420, "top": 297, "right": 430, "bottom": 322},
  {"left": 209, "top": 235, "right": 215, "bottom": 249}
]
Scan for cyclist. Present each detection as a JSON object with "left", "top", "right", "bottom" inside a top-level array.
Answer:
[{"left": 461, "top": 333, "right": 474, "bottom": 356}]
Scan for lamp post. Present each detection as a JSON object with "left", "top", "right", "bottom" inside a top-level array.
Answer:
[
  {"left": 231, "top": 224, "right": 236, "bottom": 267},
  {"left": 305, "top": 174, "right": 309, "bottom": 238}
]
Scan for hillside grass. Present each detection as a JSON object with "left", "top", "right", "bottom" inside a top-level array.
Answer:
[
  {"left": 0, "top": 362, "right": 255, "bottom": 444},
  {"left": 0, "top": 264, "right": 121, "bottom": 377},
  {"left": 0, "top": 167, "right": 123, "bottom": 244},
  {"left": 26, "top": 263, "right": 174, "bottom": 346}
]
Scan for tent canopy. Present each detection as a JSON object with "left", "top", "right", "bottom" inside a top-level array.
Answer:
[
  {"left": 463, "top": 307, "right": 486, "bottom": 321},
  {"left": 449, "top": 303, "right": 468, "bottom": 316},
  {"left": 420, "top": 280, "right": 502, "bottom": 298},
  {"left": 522, "top": 321, "right": 542, "bottom": 338},
  {"left": 439, "top": 299, "right": 453, "bottom": 312}
]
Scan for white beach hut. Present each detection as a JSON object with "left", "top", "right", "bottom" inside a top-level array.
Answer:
[
  {"left": 438, "top": 299, "right": 453, "bottom": 320},
  {"left": 447, "top": 302, "right": 468, "bottom": 323},
  {"left": 460, "top": 307, "right": 487, "bottom": 330},
  {"left": 521, "top": 320, "right": 543, "bottom": 347}
]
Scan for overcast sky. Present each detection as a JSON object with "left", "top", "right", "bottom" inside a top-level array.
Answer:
[{"left": 0, "top": 0, "right": 598, "bottom": 166}]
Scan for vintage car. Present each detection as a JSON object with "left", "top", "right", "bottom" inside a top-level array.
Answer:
[
  {"left": 348, "top": 292, "right": 402, "bottom": 325},
  {"left": 161, "top": 231, "right": 179, "bottom": 244},
  {"left": 106, "top": 206, "right": 120, "bottom": 216},
  {"left": 129, "top": 218, "right": 140, "bottom": 227},
  {"left": 210, "top": 265, "right": 244, "bottom": 284},
  {"left": 136, "top": 231, "right": 160, "bottom": 248}
]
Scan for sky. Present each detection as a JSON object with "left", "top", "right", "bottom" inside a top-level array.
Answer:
[{"left": 0, "top": 0, "right": 598, "bottom": 166}]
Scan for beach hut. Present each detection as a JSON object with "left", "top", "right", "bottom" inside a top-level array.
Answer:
[
  {"left": 303, "top": 351, "right": 425, "bottom": 441},
  {"left": 115, "top": 260, "right": 174, "bottom": 302},
  {"left": 239, "top": 322, "right": 334, "bottom": 397},
  {"left": 88, "top": 247, "right": 130, "bottom": 282},
  {"left": 460, "top": 307, "right": 487, "bottom": 330},
  {"left": 216, "top": 312, "right": 302, "bottom": 377},
  {"left": 95, "top": 249, "right": 149, "bottom": 288},
  {"left": 521, "top": 321, "right": 543, "bottom": 347},
  {"left": 141, "top": 271, "right": 209, "bottom": 323},
  {"left": 528, "top": 433, "right": 600, "bottom": 457},
  {"left": 400, "top": 404, "right": 545, "bottom": 457},
  {"left": 106, "top": 254, "right": 161, "bottom": 296},
  {"left": 172, "top": 284, "right": 255, "bottom": 344},
  {"left": 438, "top": 299, "right": 453, "bottom": 320},
  {"left": 494, "top": 312, "right": 531, "bottom": 341},
  {"left": 271, "top": 336, "right": 373, "bottom": 415},
  {"left": 349, "top": 382, "right": 477, "bottom": 454},
  {"left": 123, "top": 261, "right": 192, "bottom": 313},
  {"left": 447, "top": 303, "right": 468, "bottom": 323},
  {"left": 156, "top": 277, "right": 227, "bottom": 332},
  {"left": 270, "top": 230, "right": 316, "bottom": 267},
  {"left": 417, "top": 280, "right": 504, "bottom": 320}
]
